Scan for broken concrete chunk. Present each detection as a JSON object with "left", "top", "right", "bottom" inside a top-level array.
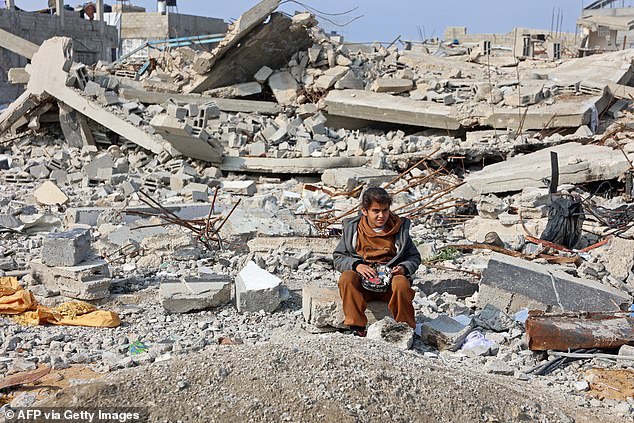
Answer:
[
  {"left": 205, "top": 82, "right": 262, "bottom": 98},
  {"left": 221, "top": 180, "right": 257, "bottom": 196},
  {"left": 302, "top": 285, "right": 345, "bottom": 328},
  {"left": 83, "top": 80, "right": 105, "bottom": 98},
  {"left": 617, "top": 344, "right": 634, "bottom": 366},
  {"left": 477, "top": 194, "right": 508, "bottom": 219},
  {"left": 254, "top": 66, "right": 274, "bottom": 83},
  {"left": 159, "top": 275, "right": 231, "bottom": 313},
  {"left": 421, "top": 315, "right": 473, "bottom": 351},
  {"left": 473, "top": 304, "right": 514, "bottom": 332},
  {"left": 479, "top": 253, "right": 631, "bottom": 314},
  {"left": 367, "top": 317, "right": 414, "bottom": 350},
  {"left": 41, "top": 228, "right": 91, "bottom": 267},
  {"left": 302, "top": 285, "right": 389, "bottom": 329},
  {"left": 58, "top": 102, "right": 95, "bottom": 148},
  {"left": 99, "top": 91, "right": 120, "bottom": 106},
  {"left": 268, "top": 71, "right": 299, "bottom": 105},
  {"left": 455, "top": 143, "right": 634, "bottom": 199},
  {"left": 235, "top": 261, "right": 288, "bottom": 313},
  {"left": 370, "top": 78, "right": 414, "bottom": 93},
  {"left": 31, "top": 258, "right": 111, "bottom": 300},
  {"left": 321, "top": 167, "right": 397, "bottom": 191},
  {"left": 167, "top": 103, "right": 188, "bottom": 119},
  {"left": 334, "top": 70, "right": 364, "bottom": 90},
  {"left": 483, "top": 359, "right": 515, "bottom": 376},
  {"left": 33, "top": 181, "right": 68, "bottom": 206},
  {"left": 593, "top": 237, "right": 634, "bottom": 282}
]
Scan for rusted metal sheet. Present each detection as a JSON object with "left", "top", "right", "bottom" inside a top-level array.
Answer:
[
  {"left": 0, "top": 366, "right": 50, "bottom": 390},
  {"left": 526, "top": 311, "right": 634, "bottom": 351}
]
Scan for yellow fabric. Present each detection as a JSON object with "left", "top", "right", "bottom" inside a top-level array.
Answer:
[{"left": 0, "top": 277, "right": 120, "bottom": 328}]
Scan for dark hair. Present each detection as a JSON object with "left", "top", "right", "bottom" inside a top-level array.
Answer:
[{"left": 361, "top": 187, "right": 392, "bottom": 209}]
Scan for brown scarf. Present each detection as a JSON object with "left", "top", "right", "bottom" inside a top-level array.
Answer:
[{"left": 356, "top": 212, "right": 402, "bottom": 264}]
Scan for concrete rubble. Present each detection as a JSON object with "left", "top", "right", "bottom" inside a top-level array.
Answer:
[
  {"left": 235, "top": 261, "right": 288, "bottom": 313},
  {"left": 1, "top": 0, "right": 634, "bottom": 419}
]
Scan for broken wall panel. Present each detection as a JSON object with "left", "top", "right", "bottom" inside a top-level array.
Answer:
[
  {"left": 478, "top": 253, "right": 630, "bottom": 314},
  {"left": 325, "top": 89, "right": 461, "bottom": 130},
  {"left": 186, "top": 12, "right": 311, "bottom": 93}
]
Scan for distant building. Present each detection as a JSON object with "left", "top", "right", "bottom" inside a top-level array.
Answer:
[
  {"left": 579, "top": 7, "right": 634, "bottom": 55},
  {"left": 0, "top": 2, "right": 118, "bottom": 102},
  {"left": 105, "top": 5, "right": 227, "bottom": 60}
]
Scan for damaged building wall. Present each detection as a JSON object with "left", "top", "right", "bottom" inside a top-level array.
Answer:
[
  {"left": 116, "top": 12, "right": 227, "bottom": 58},
  {"left": 444, "top": 26, "right": 579, "bottom": 57},
  {"left": 0, "top": 8, "right": 117, "bottom": 102},
  {"left": 581, "top": 6, "right": 634, "bottom": 49}
]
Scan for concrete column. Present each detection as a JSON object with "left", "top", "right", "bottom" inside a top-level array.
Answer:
[
  {"left": 6, "top": 0, "right": 15, "bottom": 10},
  {"left": 96, "top": 0, "right": 104, "bottom": 21},
  {"left": 55, "top": 0, "right": 64, "bottom": 27}
]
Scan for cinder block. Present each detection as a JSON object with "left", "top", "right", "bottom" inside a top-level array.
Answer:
[{"left": 41, "top": 228, "right": 91, "bottom": 267}]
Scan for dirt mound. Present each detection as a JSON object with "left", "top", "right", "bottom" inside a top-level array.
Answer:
[{"left": 37, "top": 332, "right": 609, "bottom": 423}]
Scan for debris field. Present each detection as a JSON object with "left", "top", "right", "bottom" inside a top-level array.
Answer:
[{"left": 1, "top": 1, "right": 634, "bottom": 422}]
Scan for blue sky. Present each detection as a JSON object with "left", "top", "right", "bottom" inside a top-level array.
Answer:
[{"left": 12, "top": 0, "right": 634, "bottom": 42}]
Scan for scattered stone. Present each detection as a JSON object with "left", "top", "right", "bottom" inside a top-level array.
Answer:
[
  {"left": 474, "top": 304, "right": 514, "bottom": 332},
  {"left": 221, "top": 180, "right": 257, "bottom": 196},
  {"left": 41, "top": 228, "right": 91, "bottom": 267},
  {"left": 159, "top": 275, "right": 232, "bottom": 313},
  {"left": 483, "top": 359, "right": 515, "bottom": 376},
  {"left": 235, "top": 261, "right": 288, "bottom": 313},
  {"left": 367, "top": 317, "right": 414, "bottom": 350},
  {"left": 31, "top": 259, "right": 111, "bottom": 300},
  {"left": 421, "top": 315, "right": 473, "bottom": 351},
  {"left": 33, "top": 181, "right": 68, "bottom": 206},
  {"left": 617, "top": 344, "right": 634, "bottom": 366}
]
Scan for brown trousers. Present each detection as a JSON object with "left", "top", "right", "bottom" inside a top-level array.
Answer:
[{"left": 338, "top": 270, "right": 416, "bottom": 329}]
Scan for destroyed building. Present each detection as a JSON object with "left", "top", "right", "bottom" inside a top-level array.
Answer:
[
  {"left": 0, "top": 1, "right": 117, "bottom": 102},
  {"left": 1, "top": 0, "right": 634, "bottom": 421}
]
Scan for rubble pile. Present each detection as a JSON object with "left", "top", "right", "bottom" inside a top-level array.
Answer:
[{"left": 2, "top": 0, "right": 634, "bottom": 420}]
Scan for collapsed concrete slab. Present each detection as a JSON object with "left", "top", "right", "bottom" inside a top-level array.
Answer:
[
  {"left": 0, "top": 91, "right": 50, "bottom": 135},
  {"left": 325, "top": 90, "right": 461, "bottom": 130},
  {"left": 482, "top": 93, "right": 608, "bottom": 130},
  {"left": 41, "top": 228, "right": 91, "bottom": 267},
  {"left": 149, "top": 114, "right": 222, "bottom": 163},
  {"left": 235, "top": 261, "right": 288, "bottom": 313},
  {"left": 456, "top": 143, "right": 634, "bottom": 199},
  {"left": 479, "top": 253, "right": 631, "bottom": 314},
  {"left": 220, "top": 156, "right": 367, "bottom": 174},
  {"left": 31, "top": 259, "right": 111, "bottom": 300},
  {"left": 66, "top": 203, "right": 214, "bottom": 226},
  {"left": 186, "top": 6, "right": 311, "bottom": 94},
  {"left": 187, "top": 0, "right": 280, "bottom": 79},
  {"left": 0, "top": 27, "right": 39, "bottom": 59},
  {"left": 159, "top": 275, "right": 231, "bottom": 313},
  {"left": 119, "top": 88, "right": 282, "bottom": 115},
  {"left": 24, "top": 37, "right": 166, "bottom": 156},
  {"left": 321, "top": 167, "right": 397, "bottom": 191}
]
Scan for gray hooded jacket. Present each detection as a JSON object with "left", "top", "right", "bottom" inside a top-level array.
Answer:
[{"left": 333, "top": 215, "right": 421, "bottom": 277}]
